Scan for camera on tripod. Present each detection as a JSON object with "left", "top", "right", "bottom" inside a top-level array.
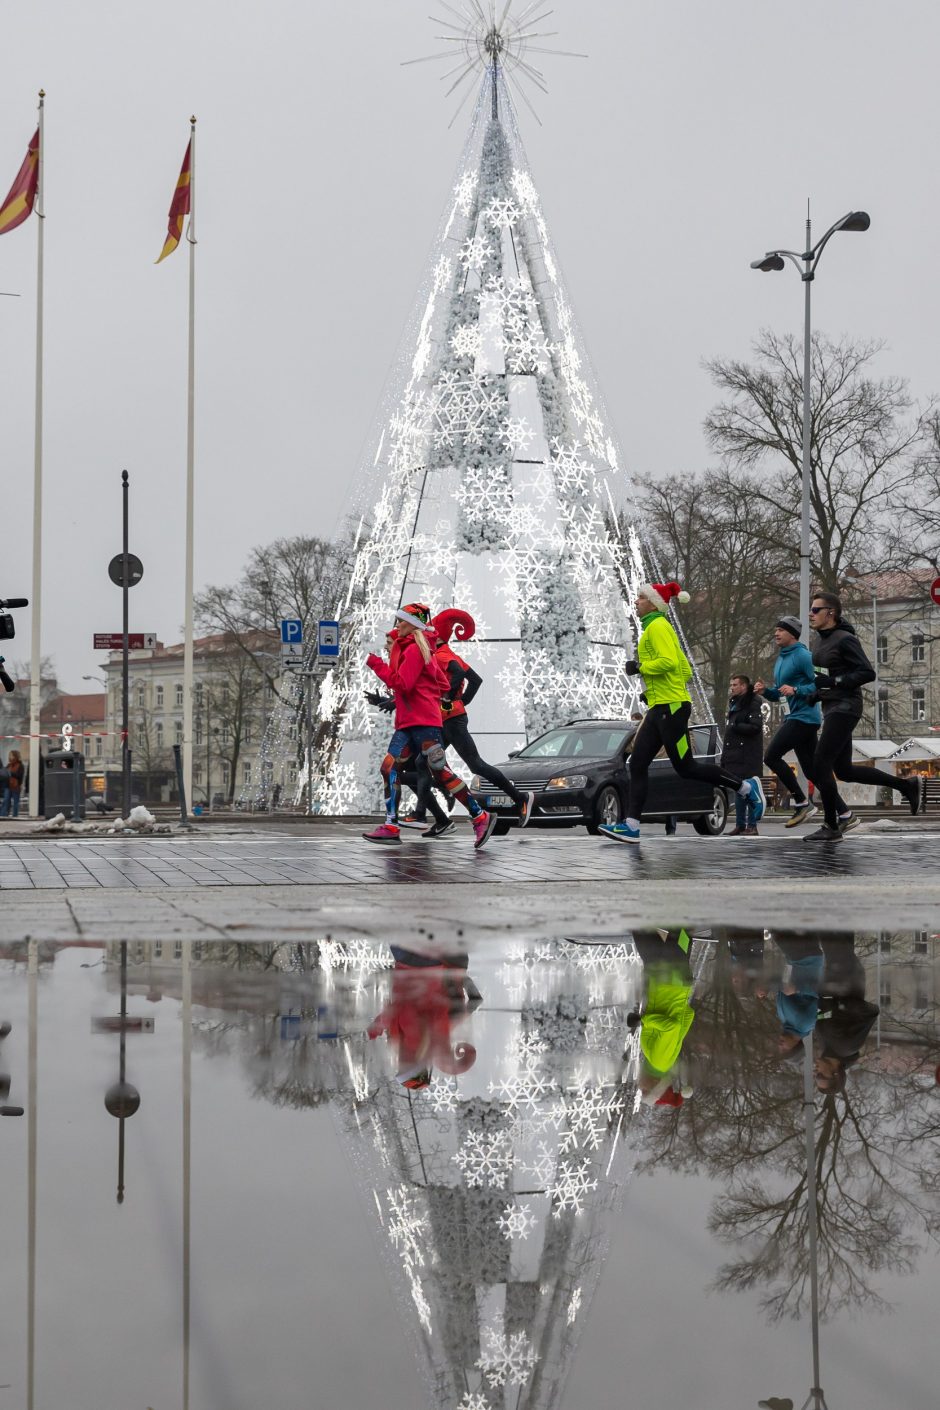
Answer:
[{"left": 0, "top": 596, "right": 29, "bottom": 693}]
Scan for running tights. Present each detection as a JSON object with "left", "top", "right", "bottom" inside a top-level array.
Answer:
[
  {"left": 443, "top": 714, "right": 524, "bottom": 806},
  {"left": 764, "top": 717, "right": 846, "bottom": 813},
  {"left": 812, "top": 710, "right": 910, "bottom": 829},
  {"left": 628, "top": 702, "right": 744, "bottom": 819}
]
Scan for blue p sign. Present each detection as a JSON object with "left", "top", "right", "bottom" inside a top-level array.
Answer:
[
  {"left": 280, "top": 619, "right": 303, "bottom": 645},
  {"left": 318, "top": 620, "right": 340, "bottom": 658}
]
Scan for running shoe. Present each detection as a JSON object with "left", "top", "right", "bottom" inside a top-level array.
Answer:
[
  {"left": 599, "top": 822, "right": 641, "bottom": 844},
  {"left": 903, "top": 776, "right": 926, "bottom": 816},
  {"left": 363, "top": 823, "right": 402, "bottom": 845},
  {"left": 517, "top": 790, "right": 537, "bottom": 829},
  {"left": 838, "top": 813, "right": 861, "bottom": 834},
  {"left": 785, "top": 801, "right": 817, "bottom": 828},
  {"left": 802, "top": 825, "right": 843, "bottom": 843},
  {"left": 398, "top": 815, "right": 428, "bottom": 831},
  {"left": 421, "top": 820, "right": 456, "bottom": 839},
  {"left": 472, "top": 810, "right": 498, "bottom": 850},
  {"left": 743, "top": 777, "right": 766, "bottom": 823}
]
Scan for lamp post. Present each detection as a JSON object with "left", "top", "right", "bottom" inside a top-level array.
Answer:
[{"left": 751, "top": 209, "right": 870, "bottom": 630}]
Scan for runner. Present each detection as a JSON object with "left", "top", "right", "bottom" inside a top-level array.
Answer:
[
  {"left": 755, "top": 615, "right": 854, "bottom": 831},
  {"left": 362, "top": 603, "right": 497, "bottom": 849},
  {"left": 600, "top": 581, "right": 765, "bottom": 844},
  {"left": 803, "top": 591, "right": 924, "bottom": 842}
]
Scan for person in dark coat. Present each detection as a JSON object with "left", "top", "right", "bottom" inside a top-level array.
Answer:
[
  {"left": 814, "top": 934, "right": 879, "bottom": 1091},
  {"left": 722, "top": 675, "right": 765, "bottom": 835}
]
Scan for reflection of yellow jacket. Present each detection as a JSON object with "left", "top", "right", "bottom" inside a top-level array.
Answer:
[
  {"left": 641, "top": 976, "right": 695, "bottom": 1074},
  {"left": 637, "top": 611, "right": 692, "bottom": 708}
]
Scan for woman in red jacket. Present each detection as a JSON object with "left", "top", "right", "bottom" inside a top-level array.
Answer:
[{"left": 364, "top": 603, "right": 497, "bottom": 849}]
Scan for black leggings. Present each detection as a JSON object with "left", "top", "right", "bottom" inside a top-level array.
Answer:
[
  {"left": 443, "top": 714, "right": 524, "bottom": 806},
  {"left": 628, "top": 702, "right": 744, "bottom": 819},
  {"left": 813, "top": 710, "right": 909, "bottom": 828},
  {"left": 765, "top": 717, "right": 846, "bottom": 812},
  {"left": 399, "top": 761, "right": 449, "bottom": 826}
]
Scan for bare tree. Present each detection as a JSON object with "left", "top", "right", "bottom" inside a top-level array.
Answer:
[
  {"left": 704, "top": 331, "right": 932, "bottom": 590},
  {"left": 201, "top": 638, "right": 264, "bottom": 805}
]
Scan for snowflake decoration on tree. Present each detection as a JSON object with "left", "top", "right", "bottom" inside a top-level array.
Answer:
[
  {"left": 550, "top": 438, "right": 595, "bottom": 496},
  {"left": 516, "top": 1029, "right": 548, "bottom": 1065},
  {"left": 549, "top": 1156, "right": 598, "bottom": 1217},
  {"left": 386, "top": 1185, "right": 426, "bottom": 1271},
  {"left": 511, "top": 168, "right": 540, "bottom": 213},
  {"left": 453, "top": 169, "right": 479, "bottom": 216},
  {"left": 499, "top": 416, "right": 536, "bottom": 457},
  {"left": 498, "top": 1202, "right": 536, "bottom": 1241},
  {"left": 558, "top": 1081, "right": 615, "bottom": 1154},
  {"left": 451, "top": 322, "right": 483, "bottom": 359},
  {"left": 431, "top": 374, "right": 503, "bottom": 448},
  {"left": 567, "top": 1287, "right": 583, "bottom": 1325},
  {"left": 484, "top": 196, "right": 521, "bottom": 230},
  {"left": 431, "top": 253, "right": 453, "bottom": 294},
  {"left": 454, "top": 466, "right": 513, "bottom": 523},
  {"left": 456, "top": 1396, "right": 490, "bottom": 1410},
  {"left": 478, "top": 1328, "right": 539, "bottom": 1388},
  {"left": 318, "top": 939, "right": 392, "bottom": 973},
  {"left": 453, "top": 1129, "right": 514, "bottom": 1189},
  {"left": 506, "top": 327, "right": 551, "bottom": 375},
  {"left": 459, "top": 233, "right": 491, "bottom": 271},
  {"left": 482, "top": 273, "right": 528, "bottom": 322},
  {"left": 520, "top": 1139, "right": 557, "bottom": 1186},
  {"left": 487, "top": 1071, "right": 553, "bottom": 1110}
]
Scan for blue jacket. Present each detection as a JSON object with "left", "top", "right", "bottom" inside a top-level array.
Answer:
[{"left": 761, "top": 642, "right": 821, "bottom": 725}]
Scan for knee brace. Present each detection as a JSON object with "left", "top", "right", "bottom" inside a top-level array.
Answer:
[{"left": 424, "top": 743, "right": 447, "bottom": 774}]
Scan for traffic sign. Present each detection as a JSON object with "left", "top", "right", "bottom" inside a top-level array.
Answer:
[
  {"left": 280, "top": 618, "right": 303, "bottom": 645},
  {"left": 108, "top": 553, "right": 144, "bottom": 588},
  {"left": 280, "top": 642, "right": 304, "bottom": 670},
  {"left": 931, "top": 577, "right": 940, "bottom": 606},
  {"left": 94, "top": 633, "right": 156, "bottom": 650},
  {"left": 318, "top": 619, "right": 340, "bottom": 658}
]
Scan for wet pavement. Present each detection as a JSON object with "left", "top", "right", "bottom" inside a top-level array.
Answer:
[{"left": 1, "top": 931, "right": 937, "bottom": 1409}]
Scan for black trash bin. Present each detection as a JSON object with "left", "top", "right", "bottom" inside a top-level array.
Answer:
[{"left": 44, "top": 750, "right": 86, "bottom": 821}]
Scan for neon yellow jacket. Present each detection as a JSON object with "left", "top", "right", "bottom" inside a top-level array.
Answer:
[
  {"left": 637, "top": 610, "right": 692, "bottom": 707},
  {"left": 641, "top": 976, "right": 696, "bottom": 1074}
]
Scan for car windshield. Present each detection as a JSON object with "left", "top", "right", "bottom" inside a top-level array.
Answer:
[{"left": 519, "top": 726, "right": 630, "bottom": 759}]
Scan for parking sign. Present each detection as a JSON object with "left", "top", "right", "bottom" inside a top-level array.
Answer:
[
  {"left": 280, "top": 619, "right": 303, "bottom": 645},
  {"left": 318, "top": 620, "right": 340, "bottom": 658}
]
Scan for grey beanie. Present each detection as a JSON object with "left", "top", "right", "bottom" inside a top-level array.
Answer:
[{"left": 776, "top": 615, "right": 802, "bottom": 639}]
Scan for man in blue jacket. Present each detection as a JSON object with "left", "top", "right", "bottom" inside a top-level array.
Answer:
[{"left": 755, "top": 615, "right": 853, "bottom": 831}]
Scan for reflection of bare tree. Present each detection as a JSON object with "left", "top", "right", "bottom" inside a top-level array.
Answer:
[{"left": 635, "top": 936, "right": 940, "bottom": 1323}]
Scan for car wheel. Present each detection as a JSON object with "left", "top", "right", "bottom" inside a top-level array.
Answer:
[
  {"left": 692, "top": 789, "right": 729, "bottom": 836},
  {"left": 587, "top": 784, "right": 622, "bottom": 834},
  {"left": 493, "top": 819, "right": 512, "bottom": 836}
]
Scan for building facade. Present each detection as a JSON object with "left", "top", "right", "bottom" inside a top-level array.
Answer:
[{"left": 845, "top": 570, "right": 939, "bottom": 740}]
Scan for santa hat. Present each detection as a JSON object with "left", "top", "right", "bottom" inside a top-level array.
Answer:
[
  {"left": 395, "top": 602, "right": 433, "bottom": 630},
  {"left": 653, "top": 1087, "right": 685, "bottom": 1108},
  {"left": 432, "top": 608, "right": 476, "bottom": 644},
  {"left": 640, "top": 581, "right": 691, "bottom": 612}
]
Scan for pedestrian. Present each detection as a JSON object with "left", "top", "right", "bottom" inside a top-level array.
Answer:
[
  {"left": 600, "top": 581, "right": 765, "bottom": 844},
  {"left": 814, "top": 934, "right": 880, "bottom": 1091},
  {"left": 722, "top": 674, "right": 765, "bottom": 835},
  {"left": 769, "top": 934, "right": 825, "bottom": 1059},
  {"left": 804, "top": 591, "right": 924, "bottom": 842},
  {"left": 628, "top": 929, "right": 696, "bottom": 1106},
  {"left": 0, "top": 750, "right": 24, "bottom": 818},
  {"left": 755, "top": 616, "right": 852, "bottom": 831},
  {"left": 362, "top": 604, "right": 497, "bottom": 848}
]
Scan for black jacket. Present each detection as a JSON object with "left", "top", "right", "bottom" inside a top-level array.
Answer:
[
  {"left": 811, "top": 620, "right": 876, "bottom": 719},
  {"left": 720, "top": 689, "right": 765, "bottom": 777}
]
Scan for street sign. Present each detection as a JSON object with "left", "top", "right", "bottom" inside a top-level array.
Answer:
[
  {"left": 108, "top": 553, "right": 144, "bottom": 588},
  {"left": 280, "top": 618, "right": 303, "bottom": 645},
  {"left": 318, "top": 619, "right": 340, "bottom": 658},
  {"left": 94, "top": 633, "right": 156, "bottom": 650},
  {"left": 931, "top": 577, "right": 940, "bottom": 606},
  {"left": 280, "top": 642, "right": 304, "bottom": 670}
]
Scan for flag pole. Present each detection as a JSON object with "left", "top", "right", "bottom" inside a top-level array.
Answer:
[
  {"left": 182, "top": 116, "right": 196, "bottom": 816},
  {"left": 28, "top": 90, "right": 45, "bottom": 819}
]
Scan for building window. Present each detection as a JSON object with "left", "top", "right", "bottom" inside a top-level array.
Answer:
[
  {"left": 155, "top": 721, "right": 164, "bottom": 746},
  {"left": 153, "top": 941, "right": 162, "bottom": 958},
  {"left": 193, "top": 941, "right": 203, "bottom": 961},
  {"left": 244, "top": 723, "right": 252, "bottom": 745},
  {"left": 193, "top": 763, "right": 203, "bottom": 783},
  {"left": 879, "top": 934, "right": 891, "bottom": 954},
  {"left": 879, "top": 979, "right": 891, "bottom": 1010},
  {"left": 95, "top": 735, "right": 103, "bottom": 757},
  {"left": 175, "top": 682, "right": 184, "bottom": 707},
  {"left": 156, "top": 684, "right": 164, "bottom": 708},
  {"left": 914, "top": 931, "right": 929, "bottom": 955},
  {"left": 221, "top": 723, "right": 230, "bottom": 745},
  {"left": 195, "top": 721, "right": 203, "bottom": 745},
  {"left": 194, "top": 682, "right": 204, "bottom": 707},
  {"left": 242, "top": 761, "right": 252, "bottom": 785},
  {"left": 221, "top": 761, "right": 230, "bottom": 781},
  {"left": 914, "top": 973, "right": 930, "bottom": 1010},
  {"left": 876, "top": 634, "right": 889, "bottom": 666},
  {"left": 912, "top": 686, "right": 927, "bottom": 722},
  {"left": 175, "top": 720, "right": 183, "bottom": 746},
  {"left": 911, "top": 631, "right": 926, "bottom": 663},
  {"left": 136, "top": 685, "right": 145, "bottom": 708},
  {"left": 174, "top": 939, "right": 183, "bottom": 960}
]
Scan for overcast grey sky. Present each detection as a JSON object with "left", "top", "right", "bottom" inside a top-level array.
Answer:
[{"left": 2, "top": 0, "right": 938, "bottom": 692}]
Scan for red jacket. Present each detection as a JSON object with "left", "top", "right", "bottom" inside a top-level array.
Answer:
[
  {"left": 433, "top": 641, "right": 469, "bottom": 719},
  {"left": 367, "top": 633, "right": 450, "bottom": 728}
]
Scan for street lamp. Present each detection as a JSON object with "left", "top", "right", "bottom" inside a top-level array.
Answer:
[{"left": 751, "top": 208, "right": 870, "bottom": 629}]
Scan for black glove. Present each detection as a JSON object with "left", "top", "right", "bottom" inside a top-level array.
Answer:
[
  {"left": 639, "top": 692, "right": 648, "bottom": 705},
  {"left": 625, "top": 659, "right": 641, "bottom": 676},
  {"left": 364, "top": 691, "right": 395, "bottom": 713}
]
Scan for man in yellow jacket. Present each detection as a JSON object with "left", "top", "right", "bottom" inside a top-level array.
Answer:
[{"left": 601, "top": 580, "right": 765, "bottom": 844}]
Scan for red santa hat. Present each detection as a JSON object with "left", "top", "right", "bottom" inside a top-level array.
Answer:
[
  {"left": 640, "top": 581, "right": 691, "bottom": 612},
  {"left": 431, "top": 608, "right": 476, "bottom": 644}
]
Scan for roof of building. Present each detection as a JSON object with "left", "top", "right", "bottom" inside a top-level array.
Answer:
[
  {"left": 40, "top": 692, "right": 107, "bottom": 725},
  {"left": 851, "top": 738, "right": 900, "bottom": 760},
  {"left": 98, "top": 629, "right": 278, "bottom": 665},
  {"left": 889, "top": 735, "right": 940, "bottom": 760},
  {"left": 844, "top": 568, "right": 936, "bottom": 605}
]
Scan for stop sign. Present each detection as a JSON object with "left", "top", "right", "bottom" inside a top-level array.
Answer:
[{"left": 932, "top": 577, "right": 940, "bottom": 606}]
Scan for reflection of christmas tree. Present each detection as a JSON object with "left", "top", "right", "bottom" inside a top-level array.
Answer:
[
  {"left": 302, "top": 50, "right": 661, "bottom": 810},
  {"left": 331, "top": 939, "right": 646, "bottom": 1410}
]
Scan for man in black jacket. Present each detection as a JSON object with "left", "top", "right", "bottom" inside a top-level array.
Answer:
[
  {"left": 722, "top": 675, "right": 765, "bottom": 834},
  {"left": 804, "top": 591, "right": 924, "bottom": 842},
  {"left": 814, "top": 935, "right": 880, "bottom": 1091}
]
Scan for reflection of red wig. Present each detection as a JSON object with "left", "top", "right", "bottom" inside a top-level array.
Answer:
[
  {"left": 368, "top": 964, "right": 477, "bottom": 1081},
  {"left": 432, "top": 609, "right": 475, "bottom": 645}
]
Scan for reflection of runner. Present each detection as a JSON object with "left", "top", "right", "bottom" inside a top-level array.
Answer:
[
  {"left": 815, "top": 936, "right": 880, "bottom": 1092},
  {"left": 770, "top": 935, "right": 825, "bottom": 1060},
  {"left": 363, "top": 604, "right": 497, "bottom": 849},
  {"left": 602, "top": 581, "right": 765, "bottom": 845},
  {"left": 629, "top": 929, "right": 696, "bottom": 1105},
  {"left": 367, "top": 947, "right": 481, "bottom": 1089}
]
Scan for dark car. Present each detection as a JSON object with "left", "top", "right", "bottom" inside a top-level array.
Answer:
[{"left": 470, "top": 718, "right": 730, "bottom": 836}]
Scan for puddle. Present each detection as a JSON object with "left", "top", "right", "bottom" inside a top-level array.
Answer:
[{"left": 1, "top": 932, "right": 938, "bottom": 1408}]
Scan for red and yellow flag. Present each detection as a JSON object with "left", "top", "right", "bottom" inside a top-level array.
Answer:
[
  {"left": 0, "top": 128, "right": 40, "bottom": 237},
  {"left": 155, "top": 138, "right": 192, "bottom": 263}
]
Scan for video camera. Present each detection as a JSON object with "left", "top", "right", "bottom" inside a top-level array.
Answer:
[{"left": 0, "top": 597, "right": 29, "bottom": 693}]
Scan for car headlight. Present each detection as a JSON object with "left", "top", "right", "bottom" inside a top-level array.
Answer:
[
  {"left": 470, "top": 775, "right": 482, "bottom": 791},
  {"left": 546, "top": 774, "right": 588, "bottom": 789}
]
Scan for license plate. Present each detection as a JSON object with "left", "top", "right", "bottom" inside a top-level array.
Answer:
[{"left": 484, "top": 793, "right": 512, "bottom": 808}]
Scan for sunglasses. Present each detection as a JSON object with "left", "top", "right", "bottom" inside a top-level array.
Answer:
[{"left": 808, "top": 606, "right": 829, "bottom": 614}]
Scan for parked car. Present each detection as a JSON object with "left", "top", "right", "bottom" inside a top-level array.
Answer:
[{"left": 469, "top": 718, "right": 730, "bottom": 836}]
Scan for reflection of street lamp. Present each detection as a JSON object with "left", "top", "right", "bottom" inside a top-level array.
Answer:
[
  {"left": 751, "top": 209, "right": 870, "bottom": 631},
  {"left": 104, "top": 942, "right": 141, "bottom": 1204}
]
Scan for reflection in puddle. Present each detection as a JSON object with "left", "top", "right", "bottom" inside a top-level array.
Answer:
[{"left": 1, "top": 931, "right": 938, "bottom": 1408}]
